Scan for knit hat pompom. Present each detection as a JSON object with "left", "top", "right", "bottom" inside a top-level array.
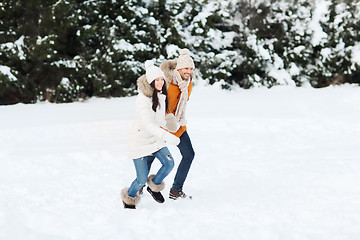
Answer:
[
  {"left": 179, "top": 48, "right": 190, "bottom": 56},
  {"left": 145, "top": 60, "right": 165, "bottom": 84},
  {"left": 145, "top": 60, "right": 154, "bottom": 69},
  {"left": 176, "top": 48, "right": 195, "bottom": 70}
]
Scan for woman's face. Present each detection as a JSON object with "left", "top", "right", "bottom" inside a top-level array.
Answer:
[{"left": 154, "top": 77, "right": 165, "bottom": 91}]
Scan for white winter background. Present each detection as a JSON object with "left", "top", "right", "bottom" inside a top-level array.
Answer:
[{"left": 1, "top": 82, "right": 360, "bottom": 240}]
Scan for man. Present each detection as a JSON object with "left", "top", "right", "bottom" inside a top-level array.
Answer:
[{"left": 148, "top": 48, "right": 195, "bottom": 200}]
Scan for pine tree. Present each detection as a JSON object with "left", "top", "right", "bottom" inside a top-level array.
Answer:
[
  {"left": 189, "top": 0, "right": 239, "bottom": 87},
  {"left": 2, "top": 0, "right": 360, "bottom": 105},
  {"left": 229, "top": 0, "right": 277, "bottom": 88},
  {"left": 145, "top": 0, "right": 185, "bottom": 59},
  {"left": 0, "top": 0, "right": 159, "bottom": 104},
  {"left": 0, "top": 0, "right": 83, "bottom": 103},
  {"left": 309, "top": 0, "right": 360, "bottom": 87},
  {"left": 268, "top": 0, "right": 314, "bottom": 86}
]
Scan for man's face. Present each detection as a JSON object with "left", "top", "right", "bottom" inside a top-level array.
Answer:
[{"left": 177, "top": 67, "right": 194, "bottom": 80}]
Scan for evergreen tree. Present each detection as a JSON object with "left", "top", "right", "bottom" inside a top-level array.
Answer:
[
  {"left": 188, "top": 0, "right": 238, "bottom": 87},
  {"left": 267, "top": 0, "right": 314, "bottom": 86},
  {"left": 229, "top": 0, "right": 277, "bottom": 88},
  {"left": 0, "top": 0, "right": 83, "bottom": 103},
  {"left": 158, "top": 0, "right": 239, "bottom": 88},
  {"left": 1, "top": 0, "right": 360, "bottom": 105},
  {"left": 228, "top": 0, "right": 315, "bottom": 88},
  {"left": 310, "top": 0, "right": 360, "bottom": 87},
  {"left": 0, "top": 0, "right": 159, "bottom": 104}
]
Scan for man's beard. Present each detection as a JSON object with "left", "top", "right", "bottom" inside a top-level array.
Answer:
[{"left": 182, "top": 73, "right": 190, "bottom": 80}]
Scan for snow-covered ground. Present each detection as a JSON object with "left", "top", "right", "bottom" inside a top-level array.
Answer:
[{"left": 1, "top": 84, "right": 360, "bottom": 240}]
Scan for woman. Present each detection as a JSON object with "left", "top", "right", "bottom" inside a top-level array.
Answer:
[{"left": 121, "top": 60, "right": 180, "bottom": 209}]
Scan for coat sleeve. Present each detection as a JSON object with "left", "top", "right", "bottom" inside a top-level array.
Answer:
[{"left": 136, "top": 95, "right": 166, "bottom": 139}]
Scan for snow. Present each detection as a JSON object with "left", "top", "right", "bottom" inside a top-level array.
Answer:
[
  {"left": 1, "top": 36, "right": 26, "bottom": 61},
  {"left": 0, "top": 65, "right": 17, "bottom": 81},
  {"left": 51, "top": 60, "right": 77, "bottom": 69},
  {"left": 352, "top": 43, "right": 360, "bottom": 64},
  {"left": 113, "top": 39, "right": 135, "bottom": 51},
  {"left": 309, "top": 0, "right": 330, "bottom": 46},
  {"left": 165, "top": 45, "right": 181, "bottom": 59},
  {"left": 1, "top": 84, "right": 360, "bottom": 239}
]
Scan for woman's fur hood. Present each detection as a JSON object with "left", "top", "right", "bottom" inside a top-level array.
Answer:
[
  {"left": 136, "top": 73, "right": 169, "bottom": 98},
  {"left": 137, "top": 74, "right": 153, "bottom": 98}
]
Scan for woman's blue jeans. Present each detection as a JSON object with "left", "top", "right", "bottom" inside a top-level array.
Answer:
[
  {"left": 148, "top": 131, "right": 195, "bottom": 191},
  {"left": 128, "top": 147, "right": 174, "bottom": 197}
]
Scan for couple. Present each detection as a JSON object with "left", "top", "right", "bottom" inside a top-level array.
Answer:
[{"left": 121, "top": 49, "right": 196, "bottom": 209}]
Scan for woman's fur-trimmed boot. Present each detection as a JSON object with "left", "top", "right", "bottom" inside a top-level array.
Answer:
[
  {"left": 121, "top": 188, "right": 140, "bottom": 209},
  {"left": 146, "top": 174, "right": 165, "bottom": 203}
]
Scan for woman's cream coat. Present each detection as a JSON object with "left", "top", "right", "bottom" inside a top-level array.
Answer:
[{"left": 128, "top": 75, "right": 168, "bottom": 159}]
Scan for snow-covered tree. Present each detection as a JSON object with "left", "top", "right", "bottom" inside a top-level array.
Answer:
[
  {"left": 1, "top": 0, "right": 360, "bottom": 105},
  {"left": 228, "top": 0, "right": 315, "bottom": 88},
  {"left": 0, "top": 0, "right": 158, "bottom": 103},
  {"left": 309, "top": 0, "right": 360, "bottom": 87}
]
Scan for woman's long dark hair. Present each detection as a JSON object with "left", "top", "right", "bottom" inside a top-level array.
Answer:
[{"left": 150, "top": 80, "right": 169, "bottom": 112}]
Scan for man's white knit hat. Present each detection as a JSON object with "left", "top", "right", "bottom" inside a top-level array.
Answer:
[
  {"left": 176, "top": 49, "right": 195, "bottom": 70},
  {"left": 145, "top": 60, "right": 165, "bottom": 84}
]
